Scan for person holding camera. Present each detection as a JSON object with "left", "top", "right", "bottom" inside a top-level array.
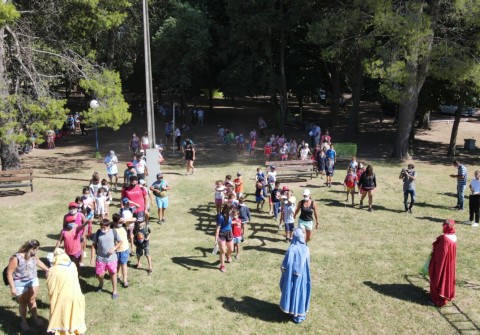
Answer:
[
  {"left": 399, "top": 164, "right": 416, "bottom": 213},
  {"left": 150, "top": 173, "right": 172, "bottom": 224}
]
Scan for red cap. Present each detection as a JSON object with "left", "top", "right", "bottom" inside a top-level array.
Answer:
[
  {"left": 127, "top": 162, "right": 134, "bottom": 167},
  {"left": 68, "top": 201, "right": 78, "bottom": 208},
  {"left": 282, "top": 186, "right": 289, "bottom": 191},
  {"left": 65, "top": 216, "right": 76, "bottom": 223}
]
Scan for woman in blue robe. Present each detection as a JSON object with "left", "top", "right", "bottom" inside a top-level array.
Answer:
[{"left": 279, "top": 228, "right": 311, "bottom": 323}]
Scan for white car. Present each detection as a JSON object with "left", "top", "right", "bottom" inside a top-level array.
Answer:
[{"left": 439, "top": 105, "right": 477, "bottom": 116}]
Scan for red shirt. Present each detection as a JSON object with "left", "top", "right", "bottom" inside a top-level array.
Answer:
[
  {"left": 62, "top": 225, "right": 84, "bottom": 256},
  {"left": 122, "top": 185, "right": 147, "bottom": 213},
  {"left": 232, "top": 218, "right": 242, "bottom": 238},
  {"left": 233, "top": 178, "right": 243, "bottom": 193}
]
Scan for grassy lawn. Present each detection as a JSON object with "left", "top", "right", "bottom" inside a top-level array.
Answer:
[{"left": 0, "top": 118, "right": 479, "bottom": 335}]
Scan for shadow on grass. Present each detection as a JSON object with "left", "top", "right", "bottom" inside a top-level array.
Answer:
[
  {"left": 437, "top": 192, "right": 457, "bottom": 198},
  {"left": 243, "top": 245, "right": 286, "bottom": 255},
  {"left": 171, "top": 256, "right": 219, "bottom": 271},
  {"left": 217, "top": 296, "right": 289, "bottom": 323},
  {"left": 405, "top": 275, "right": 480, "bottom": 334},
  {"left": 190, "top": 203, "right": 216, "bottom": 236},
  {"left": 0, "top": 304, "right": 49, "bottom": 334},
  {"left": 0, "top": 189, "right": 26, "bottom": 197},
  {"left": 415, "top": 202, "right": 452, "bottom": 210},
  {"left": 416, "top": 216, "right": 445, "bottom": 223},
  {"left": 363, "top": 280, "right": 430, "bottom": 306}
]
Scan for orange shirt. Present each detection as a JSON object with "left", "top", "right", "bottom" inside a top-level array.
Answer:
[{"left": 233, "top": 177, "right": 243, "bottom": 193}]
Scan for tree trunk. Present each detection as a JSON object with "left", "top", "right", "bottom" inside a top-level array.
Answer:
[
  {"left": 447, "top": 96, "right": 465, "bottom": 157},
  {"left": 347, "top": 48, "right": 364, "bottom": 137},
  {"left": 208, "top": 88, "right": 213, "bottom": 113},
  {"left": 327, "top": 62, "right": 341, "bottom": 126},
  {"left": 417, "top": 109, "right": 430, "bottom": 129},
  {"left": 278, "top": 0, "right": 287, "bottom": 130},
  {"left": 0, "top": 140, "right": 21, "bottom": 170}
]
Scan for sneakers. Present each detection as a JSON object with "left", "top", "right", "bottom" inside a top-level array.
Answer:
[
  {"left": 368, "top": 207, "right": 373, "bottom": 212},
  {"left": 472, "top": 222, "right": 479, "bottom": 227},
  {"left": 219, "top": 265, "right": 226, "bottom": 273},
  {"left": 360, "top": 200, "right": 363, "bottom": 206},
  {"left": 408, "top": 208, "right": 413, "bottom": 214},
  {"left": 226, "top": 255, "right": 232, "bottom": 263},
  {"left": 95, "top": 285, "right": 103, "bottom": 293},
  {"left": 123, "top": 281, "right": 129, "bottom": 288},
  {"left": 157, "top": 219, "right": 163, "bottom": 225},
  {"left": 462, "top": 220, "right": 473, "bottom": 225},
  {"left": 112, "top": 293, "right": 119, "bottom": 300}
]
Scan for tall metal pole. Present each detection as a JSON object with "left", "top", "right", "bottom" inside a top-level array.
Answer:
[
  {"left": 143, "top": 0, "right": 156, "bottom": 148},
  {"left": 172, "top": 102, "right": 176, "bottom": 155}
]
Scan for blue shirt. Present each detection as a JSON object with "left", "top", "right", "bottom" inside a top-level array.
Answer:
[
  {"left": 457, "top": 165, "right": 467, "bottom": 186},
  {"left": 326, "top": 148, "right": 336, "bottom": 160},
  {"left": 216, "top": 214, "right": 232, "bottom": 233}
]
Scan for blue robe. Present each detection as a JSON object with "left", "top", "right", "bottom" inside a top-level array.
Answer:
[{"left": 279, "top": 228, "right": 311, "bottom": 323}]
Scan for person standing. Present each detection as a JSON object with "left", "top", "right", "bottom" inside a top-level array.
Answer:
[
  {"left": 164, "top": 122, "right": 172, "bottom": 148},
  {"left": 104, "top": 150, "right": 119, "bottom": 190},
  {"left": 214, "top": 204, "right": 234, "bottom": 273},
  {"left": 141, "top": 131, "right": 149, "bottom": 150},
  {"left": 121, "top": 175, "right": 147, "bottom": 218},
  {"left": 258, "top": 117, "right": 267, "bottom": 138},
  {"left": 359, "top": 165, "right": 377, "bottom": 212},
  {"left": 399, "top": 164, "right": 416, "bottom": 213},
  {"left": 184, "top": 140, "right": 196, "bottom": 175},
  {"left": 429, "top": 219, "right": 457, "bottom": 307},
  {"left": 46, "top": 248, "right": 86, "bottom": 335},
  {"left": 466, "top": 170, "right": 480, "bottom": 227},
  {"left": 294, "top": 189, "right": 319, "bottom": 243},
  {"left": 174, "top": 127, "right": 181, "bottom": 151},
  {"left": 450, "top": 160, "right": 468, "bottom": 210},
  {"left": 279, "top": 228, "right": 311, "bottom": 323},
  {"left": 128, "top": 132, "right": 140, "bottom": 154},
  {"left": 150, "top": 173, "right": 172, "bottom": 224},
  {"left": 90, "top": 219, "right": 122, "bottom": 299},
  {"left": 6, "top": 240, "right": 49, "bottom": 332},
  {"left": 196, "top": 107, "right": 204, "bottom": 126}
]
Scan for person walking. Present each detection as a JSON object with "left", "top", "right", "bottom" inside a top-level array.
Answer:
[
  {"left": 104, "top": 150, "right": 119, "bottom": 190},
  {"left": 128, "top": 132, "right": 140, "bottom": 154},
  {"left": 6, "top": 239, "right": 49, "bottom": 331},
  {"left": 214, "top": 204, "right": 234, "bottom": 273},
  {"left": 450, "top": 160, "right": 468, "bottom": 210},
  {"left": 174, "top": 127, "right": 181, "bottom": 151},
  {"left": 150, "top": 173, "right": 172, "bottom": 224},
  {"left": 465, "top": 170, "right": 480, "bottom": 227},
  {"left": 90, "top": 219, "right": 123, "bottom": 299},
  {"left": 359, "top": 165, "right": 377, "bottom": 212},
  {"left": 293, "top": 189, "right": 319, "bottom": 243},
  {"left": 428, "top": 219, "right": 457, "bottom": 307},
  {"left": 184, "top": 139, "right": 196, "bottom": 175},
  {"left": 399, "top": 164, "right": 416, "bottom": 213}
]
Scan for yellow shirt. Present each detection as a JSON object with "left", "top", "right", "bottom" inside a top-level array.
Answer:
[{"left": 114, "top": 227, "right": 129, "bottom": 252}]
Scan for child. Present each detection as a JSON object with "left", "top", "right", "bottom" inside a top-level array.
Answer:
[
  {"left": 237, "top": 132, "right": 245, "bottom": 154},
  {"left": 94, "top": 188, "right": 108, "bottom": 220},
  {"left": 139, "top": 179, "right": 153, "bottom": 224},
  {"left": 224, "top": 175, "right": 234, "bottom": 189},
  {"left": 280, "top": 196, "right": 296, "bottom": 242},
  {"left": 120, "top": 198, "right": 140, "bottom": 255},
  {"left": 132, "top": 215, "right": 152, "bottom": 274},
  {"left": 271, "top": 181, "right": 282, "bottom": 221},
  {"left": 279, "top": 144, "right": 288, "bottom": 161},
  {"left": 227, "top": 193, "right": 239, "bottom": 209},
  {"left": 344, "top": 167, "right": 357, "bottom": 205},
  {"left": 264, "top": 142, "right": 272, "bottom": 160},
  {"left": 233, "top": 172, "right": 244, "bottom": 199},
  {"left": 316, "top": 150, "right": 326, "bottom": 179},
  {"left": 348, "top": 156, "right": 358, "bottom": 173},
  {"left": 289, "top": 140, "right": 298, "bottom": 160},
  {"left": 250, "top": 138, "right": 256, "bottom": 156},
  {"left": 112, "top": 213, "right": 130, "bottom": 287},
  {"left": 231, "top": 210, "right": 242, "bottom": 259},
  {"left": 255, "top": 167, "right": 265, "bottom": 182},
  {"left": 82, "top": 187, "right": 94, "bottom": 211},
  {"left": 255, "top": 176, "right": 266, "bottom": 210},
  {"left": 326, "top": 157, "right": 335, "bottom": 187},
  {"left": 214, "top": 181, "right": 225, "bottom": 214},
  {"left": 238, "top": 196, "right": 251, "bottom": 237}
]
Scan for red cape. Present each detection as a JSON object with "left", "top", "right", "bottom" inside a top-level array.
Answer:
[{"left": 429, "top": 235, "right": 456, "bottom": 307}]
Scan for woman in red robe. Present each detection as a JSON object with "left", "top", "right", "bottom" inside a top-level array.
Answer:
[{"left": 429, "top": 219, "right": 457, "bottom": 307}]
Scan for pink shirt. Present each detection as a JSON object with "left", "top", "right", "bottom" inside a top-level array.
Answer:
[
  {"left": 122, "top": 185, "right": 147, "bottom": 213},
  {"left": 62, "top": 225, "right": 84, "bottom": 256}
]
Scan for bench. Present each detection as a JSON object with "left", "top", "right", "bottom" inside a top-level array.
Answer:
[
  {"left": 0, "top": 169, "right": 34, "bottom": 192},
  {"left": 265, "top": 160, "right": 316, "bottom": 182}
]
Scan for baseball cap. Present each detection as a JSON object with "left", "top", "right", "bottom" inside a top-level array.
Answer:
[
  {"left": 157, "top": 173, "right": 163, "bottom": 178},
  {"left": 139, "top": 149, "right": 145, "bottom": 153},
  {"left": 109, "top": 150, "right": 115, "bottom": 155},
  {"left": 127, "top": 162, "right": 134, "bottom": 167},
  {"left": 135, "top": 214, "right": 145, "bottom": 223},
  {"left": 139, "top": 179, "right": 146, "bottom": 185},
  {"left": 68, "top": 201, "right": 78, "bottom": 208},
  {"left": 270, "top": 165, "right": 276, "bottom": 169},
  {"left": 122, "top": 198, "right": 130, "bottom": 204},
  {"left": 237, "top": 172, "right": 242, "bottom": 176},
  {"left": 303, "top": 189, "right": 311, "bottom": 196},
  {"left": 282, "top": 186, "right": 289, "bottom": 191}
]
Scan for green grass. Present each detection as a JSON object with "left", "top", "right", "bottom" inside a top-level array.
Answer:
[{"left": 0, "top": 143, "right": 479, "bottom": 335}]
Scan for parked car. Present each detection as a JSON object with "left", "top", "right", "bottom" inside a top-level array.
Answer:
[{"left": 439, "top": 105, "right": 478, "bottom": 116}]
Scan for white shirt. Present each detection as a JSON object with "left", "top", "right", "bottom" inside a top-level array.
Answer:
[
  {"left": 141, "top": 136, "right": 149, "bottom": 145},
  {"left": 136, "top": 159, "right": 146, "bottom": 174},
  {"left": 470, "top": 178, "right": 480, "bottom": 193},
  {"left": 104, "top": 155, "right": 118, "bottom": 175},
  {"left": 174, "top": 128, "right": 181, "bottom": 137}
]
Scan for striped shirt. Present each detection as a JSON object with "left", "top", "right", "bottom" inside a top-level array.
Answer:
[{"left": 457, "top": 164, "right": 467, "bottom": 186}]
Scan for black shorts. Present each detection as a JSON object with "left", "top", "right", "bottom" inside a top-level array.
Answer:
[{"left": 218, "top": 230, "right": 233, "bottom": 242}]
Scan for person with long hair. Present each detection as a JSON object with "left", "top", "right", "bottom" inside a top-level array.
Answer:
[
  {"left": 293, "top": 189, "right": 319, "bottom": 243},
  {"left": 214, "top": 204, "right": 234, "bottom": 273},
  {"left": 6, "top": 239, "right": 49, "bottom": 331},
  {"left": 184, "top": 139, "right": 196, "bottom": 175},
  {"left": 359, "top": 165, "right": 377, "bottom": 212}
]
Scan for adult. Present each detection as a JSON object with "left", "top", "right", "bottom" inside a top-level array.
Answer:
[
  {"left": 104, "top": 150, "right": 119, "bottom": 190},
  {"left": 399, "top": 164, "right": 416, "bottom": 213},
  {"left": 214, "top": 204, "right": 234, "bottom": 273},
  {"left": 128, "top": 132, "right": 140, "bottom": 154},
  {"left": 174, "top": 127, "right": 181, "bottom": 151},
  {"left": 184, "top": 139, "right": 196, "bottom": 175},
  {"left": 294, "top": 189, "right": 319, "bottom": 243},
  {"left": 429, "top": 219, "right": 457, "bottom": 307},
  {"left": 279, "top": 228, "right": 311, "bottom": 323},
  {"left": 359, "top": 165, "right": 377, "bottom": 212},
  {"left": 150, "top": 173, "right": 172, "bottom": 224},
  {"left": 141, "top": 131, "right": 149, "bottom": 150},
  {"left": 321, "top": 130, "right": 332, "bottom": 145},
  {"left": 249, "top": 128, "right": 257, "bottom": 142},
  {"left": 450, "top": 160, "right": 468, "bottom": 210},
  {"left": 164, "top": 122, "right": 172, "bottom": 147},
  {"left": 135, "top": 153, "right": 148, "bottom": 181},
  {"left": 258, "top": 117, "right": 267, "bottom": 138},
  {"left": 314, "top": 124, "right": 321, "bottom": 146},
  {"left": 196, "top": 107, "right": 204, "bottom": 126},
  {"left": 6, "top": 239, "right": 49, "bottom": 331},
  {"left": 466, "top": 170, "right": 480, "bottom": 227},
  {"left": 121, "top": 176, "right": 147, "bottom": 217},
  {"left": 46, "top": 248, "right": 86, "bottom": 335},
  {"left": 90, "top": 219, "right": 122, "bottom": 299},
  {"left": 325, "top": 144, "right": 336, "bottom": 164}
]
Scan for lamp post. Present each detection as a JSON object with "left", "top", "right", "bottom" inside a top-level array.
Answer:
[
  {"left": 89, "top": 99, "right": 101, "bottom": 158},
  {"left": 143, "top": 0, "right": 156, "bottom": 148}
]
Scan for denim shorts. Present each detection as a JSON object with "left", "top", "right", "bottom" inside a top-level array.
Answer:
[
  {"left": 117, "top": 249, "right": 130, "bottom": 265},
  {"left": 14, "top": 277, "right": 39, "bottom": 296},
  {"left": 233, "top": 237, "right": 242, "bottom": 244},
  {"left": 298, "top": 218, "right": 313, "bottom": 231},
  {"left": 156, "top": 196, "right": 168, "bottom": 209}
]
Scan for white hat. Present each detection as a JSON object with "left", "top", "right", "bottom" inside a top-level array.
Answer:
[
  {"left": 139, "top": 179, "right": 146, "bottom": 185},
  {"left": 303, "top": 189, "right": 311, "bottom": 196},
  {"left": 305, "top": 143, "right": 309, "bottom": 147}
]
